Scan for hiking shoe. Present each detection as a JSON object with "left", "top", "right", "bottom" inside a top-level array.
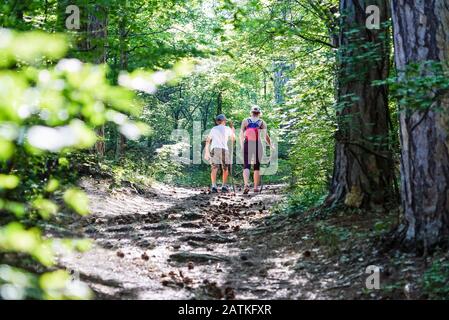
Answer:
[
  {"left": 221, "top": 185, "right": 230, "bottom": 193},
  {"left": 211, "top": 186, "right": 218, "bottom": 193},
  {"left": 254, "top": 186, "right": 261, "bottom": 193},
  {"left": 243, "top": 185, "right": 250, "bottom": 195}
]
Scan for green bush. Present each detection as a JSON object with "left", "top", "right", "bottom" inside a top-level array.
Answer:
[
  {"left": 423, "top": 260, "right": 449, "bottom": 299},
  {"left": 0, "top": 29, "right": 149, "bottom": 299},
  {"left": 315, "top": 221, "right": 351, "bottom": 254}
]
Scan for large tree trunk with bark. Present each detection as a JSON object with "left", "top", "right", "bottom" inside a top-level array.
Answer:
[
  {"left": 326, "top": 0, "right": 395, "bottom": 209},
  {"left": 392, "top": 0, "right": 449, "bottom": 250}
]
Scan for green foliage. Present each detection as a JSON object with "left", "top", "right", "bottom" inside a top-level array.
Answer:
[
  {"left": 379, "top": 61, "right": 449, "bottom": 111},
  {"left": 174, "top": 166, "right": 211, "bottom": 187},
  {"left": 0, "top": 29, "right": 147, "bottom": 300},
  {"left": 101, "top": 156, "right": 155, "bottom": 188},
  {"left": 373, "top": 220, "right": 392, "bottom": 234},
  {"left": 150, "top": 143, "right": 188, "bottom": 183},
  {"left": 280, "top": 53, "right": 335, "bottom": 209},
  {"left": 63, "top": 188, "right": 89, "bottom": 216},
  {"left": 279, "top": 189, "right": 328, "bottom": 216},
  {"left": 423, "top": 259, "right": 449, "bottom": 299},
  {"left": 315, "top": 221, "right": 351, "bottom": 254}
]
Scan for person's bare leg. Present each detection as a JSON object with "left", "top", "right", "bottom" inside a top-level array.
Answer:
[
  {"left": 254, "top": 170, "right": 260, "bottom": 190},
  {"left": 211, "top": 166, "right": 218, "bottom": 186},
  {"left": 222, "top": 168, "right": 229, "bottom": 185},
  {"left": 243, "top": 168, "right": 250, "bottom": 186}
]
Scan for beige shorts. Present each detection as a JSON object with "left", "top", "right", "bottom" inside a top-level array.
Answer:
[{"left": 210, "top": 148, "right": 231, "bottom": 170}]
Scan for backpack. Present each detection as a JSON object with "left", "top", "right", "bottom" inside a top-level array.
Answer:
[{"left": 245, "top": 118, "right": 262, "bottom": 142}]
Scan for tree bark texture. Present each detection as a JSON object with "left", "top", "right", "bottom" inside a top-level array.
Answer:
[
  {"left": 392, "top": 0, "right": 449, "bottom": 249},
  {"left": 326, "top": 0, "right": 395, "bottom": 209}
]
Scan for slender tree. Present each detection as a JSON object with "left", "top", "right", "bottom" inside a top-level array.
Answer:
[
  {"left": 326, "top": 0, "right": 395, "bottom": 209},
  {"left": 87, "top": 5, "right": 108, "bottom": 157},
  {"left": 392, "top": 0, "right": 449, "bottom": 249},
  {"left": 216, "top": 91, "right": 223, "bottom": 116},
  {"left": 57, "top": 1, "right": 108, "bottom": 157},
  {"left": 115, "top": 7, "right": 129, "bottom": 160}
]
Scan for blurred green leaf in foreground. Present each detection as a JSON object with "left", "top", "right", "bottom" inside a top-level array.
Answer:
[{"left": 0, "top": 28, "right": 171, "bottom": 300}]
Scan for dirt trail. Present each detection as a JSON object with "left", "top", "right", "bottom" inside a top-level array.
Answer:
[{"left": 53, "top": 178, "right": 384, "bottom": 300}]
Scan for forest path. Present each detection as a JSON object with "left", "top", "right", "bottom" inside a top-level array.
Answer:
[{"left": 55, "top": 177, "right": 365, "bottom": 300}]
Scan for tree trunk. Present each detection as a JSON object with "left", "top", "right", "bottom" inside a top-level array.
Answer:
[
  {"left": 216, "top": 91, "right": 223, "bottom": 116},
  {"left": 88, "top": 5, "right": 108, "bottom": 158},
  {"left": 392, "top": 0, "right": 449, "bottom": 249},
  {"left": 273, "top": 60, "right": 289, "bottom": 105},
  {"left": 326, "top": 0, "right": 395, "bottom": 209},
  {"left": 263, "top": 71, "right": 267, "bottom": 99},
  {"left": 80, "top": 4, "right": 108, "bottom": 64},
  {"left": 115, "top": 11, "right": 128, "bottom": 160},
  {"left": 65, "top": 2, "right": 108, "bottom": 157},
  {"left": 201, "top": 98, "right": 213, "bottom": 129}
]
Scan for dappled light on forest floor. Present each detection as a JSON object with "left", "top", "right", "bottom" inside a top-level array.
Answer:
[
  {"left": 44, "top": 178, "right": 430, "bottom": 300},
  {"left": 54, "top": 178, "right": 287, "bottom": 299},
  {"left": 50, "top": 178, "right": 334, "bottom": 299}
]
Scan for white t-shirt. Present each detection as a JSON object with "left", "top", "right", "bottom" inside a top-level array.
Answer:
[{"left": 208, "top": 125, "right": 234, "bottom": 150}]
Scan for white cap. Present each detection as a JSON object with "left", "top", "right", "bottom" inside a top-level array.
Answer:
[{"left": 251, "top": 105, "right": 261, "bottom": 114}]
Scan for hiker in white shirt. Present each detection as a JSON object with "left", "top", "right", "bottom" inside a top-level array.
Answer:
[{"left": 205, "top": 114, "right": 235, "bottom": 193}]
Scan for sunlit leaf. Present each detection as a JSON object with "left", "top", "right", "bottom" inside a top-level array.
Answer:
[
  {"left": 119, "top": 122, "right": 141, "bottom": 140},
  {"left": 0, "top": 265, "right": 35, "bottom": 300},
  {"left": 0, "top": 138, "right": 14, "bottom": 160},
  {"left": 39, "top": 270, "right": 92, "bottom": 300},
  {"left": 58, "top": 157, "right": 69, "bottom": 167},
  {"left": 0, "top": 174, "right": 19, "bottom": 189},
  {"left": 32, "top": 240, "right": 54, "bottom": 267},
  {"left": 73, "top": 239, "right": 92, "bottom": 252},
  {"left": 45, "top": 179, "right": 60, "bottom": 193},
  {"left": 12, "top": 31, "right": 67, "bottom": 63},
  {"left": 26, "top": 120, "right": 96, "bottom": 152},
  {"left": 63, "top": 188, "right": 89, "bottom": 216},
  {"left": 173, "top": 58, "right": 195, "bottom": 78},
  {"left": 0, "top": 223, "right": 38, "bottom": 253},
  {"left": 33, "top": 198, "right": 58, "bottom": 219},
  {"left": 2, "top": 201, "right": 26, "bottom": 217}
]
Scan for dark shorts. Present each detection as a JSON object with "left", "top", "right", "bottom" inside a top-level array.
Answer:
[
  {"left": 244, "top": 141, "right": 262, "bottom": 171},
  {"left": 210, "top": 148, "right": 230, "bottom": 170}
]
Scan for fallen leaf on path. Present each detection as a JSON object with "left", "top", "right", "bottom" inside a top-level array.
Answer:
[
  {"left": 204, "top": 281, "right": 224, "bottom": 299},
  {"left": 224, "top": 287, "right": 235, "bottom": 300},
  {"left": 141, "top": 252, "right": 149, "bottom": 261}
]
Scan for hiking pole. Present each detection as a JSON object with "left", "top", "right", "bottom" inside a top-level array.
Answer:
[
  {"left": 228, "top": 140, "right": 235, "bottom": 194},
  {"left": 259, "top": 144, "right": 274, "bottom": 194},
  {"left": 229, "top": 120, "right": 236, "bottom": 194},
  {"left": 258, "top": 145, "right": 265, "bottom": 195},
  {"left": 230, "top": 160, "right": 235, "bottom": 194}
]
